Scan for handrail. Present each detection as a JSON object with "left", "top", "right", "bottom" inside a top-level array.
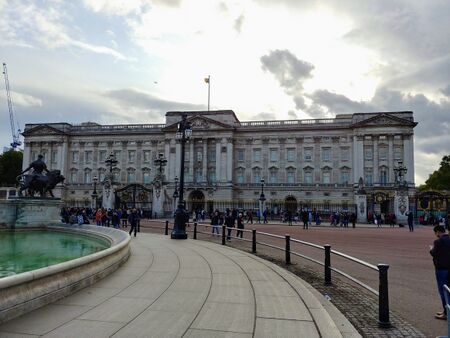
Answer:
[{"left": 330, "top": 249, "right": 378, "bottom": 271}]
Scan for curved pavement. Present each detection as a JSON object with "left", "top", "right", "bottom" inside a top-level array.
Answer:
[{"left": 0, "top": 233, "right": 360, "bottom": 338}]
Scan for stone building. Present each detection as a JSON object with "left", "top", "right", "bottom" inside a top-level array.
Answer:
[{"left": 21, "top": 110, "right": 417, "bottom": 222}]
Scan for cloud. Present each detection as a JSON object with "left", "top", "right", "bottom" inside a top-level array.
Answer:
[
  {"left": 261, "top": 49, "right": 314, "bottom": 90},
  {"left": 0, "top": 1, "right": 127, "bottom": 60},
  {"left": 250, "top": 112, "right": 277, "bottom": 120},
  {"left": 10, "top": 91, "right": 43, "bottom": 108},
  {"left": 287, "top": 110, "right": 298, "bottom": 119},
  {"left": 441, "top": 84, "right": 450, "bottom": 97},
  {"left": 102, "top": 88, "right": 205, "bottom": 119},
  {"left": 234, "top": 14, "right": 245, "bottom": 33}
]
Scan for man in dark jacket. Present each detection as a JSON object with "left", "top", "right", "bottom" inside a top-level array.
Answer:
[
  {"left": 128, "top": 208, "right": 139, "bottom": 237},
  {"left": 430, "top": 225, "right": 450, "bottom": 319}
]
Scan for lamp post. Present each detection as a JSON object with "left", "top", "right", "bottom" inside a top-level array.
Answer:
[
  {"left": 91, "top": 175, "right": 98, "bottom": 209},
  {"left": 173, "top": 176, "right": 179, "bottom": 214},
  {"left": 154, "top": 152, "right": 168, "bottom": 176},
  {"left": 259, "top": 178, "right": 266, "bottom": 219},
  {"left": 172, "top": 114, "right": 192, "bottom": 239}
]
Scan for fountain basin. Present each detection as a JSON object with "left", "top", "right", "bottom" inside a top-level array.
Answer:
[{"left": 0, "top": 224, "right": 130, "bottom": 323}]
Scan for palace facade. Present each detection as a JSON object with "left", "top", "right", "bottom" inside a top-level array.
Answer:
[{"left": 21, "top": 110, "right": 417, "bottom": 221}]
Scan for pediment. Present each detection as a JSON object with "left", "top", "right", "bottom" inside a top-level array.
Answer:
[
  {"left": 352, "top": 114, "right": 417, "bottom": 128},
  {"left": 303, "top": 165, "right": 314, "bottom": 170},
  {"left": 164, "top": 114, "right": 234, "bottom": 131},
  {"left": 22, "top": 124, "right": 66, "bottom": 136}
]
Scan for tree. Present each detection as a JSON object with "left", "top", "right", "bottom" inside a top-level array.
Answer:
[
  {"left": 0, "top": 150, "right": 23, "bottom": 186},
  {"left": 424, "top": 155, "right": 450, "bottom": 190}
]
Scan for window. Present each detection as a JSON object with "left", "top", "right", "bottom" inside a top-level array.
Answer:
[
  {"left": 85, "top": 151, "right": 92, "bottom": 164},
  {"left": 379, "top": 147, "right": 387, "bottom": 160},
  {"left": 252, "top": 169, "right": 261, "bottom": 183},
  {"left": 70, "top": 170, "right": 77, "bottom": 183},
  {"left": 364, "top": 170, "right": 373, "bottom": 185},
  {"left": 84, "top": 170, "right": 91, "bottom": 184},
  {"left": 113, "top": 169, "right": 120, "bottom": 183},
  {"left": 99, "top": 170, "right": 105, "bottom": 182},
  {"left": 364, "top": 147, "right": 373, "bottom": 160},
  {"left": 127, "top": 169, "right": 135, "bottom": 183},
  {"left": 304, "top": 148, "right": 312, "bottom": 161},
  {"left": 394, "top": 147, "right": 402, "bottom": 160},
  {"left": 286, "top": 170, "right": 295, "bottom": 184},
  {"left": 113, "top": 150, "right": 121, "bottom": 160},
  {"left": 99, "top": 150, "right": 107, "bottom": 162},
  {"left": 269, "top": 169, "right": 278, "bottom": 184},
  {"left": 128, "top": 150, "right": 136, "bottom": 163},
  {"left": 236, "top": 170, "right": 244, "bottom": 183},
  {"left": 208, "top": 148, "right": 216, "bottom": 162},
  {"left": 195, "top": 169, "right": 203, "bottom": 182},
  {"left": 253, "top": 149, "right": 261, "bottom": 162},
  {"left": 380, "top": 168, "right": 388, "bottom": 185},
  {"left": 270, "top": 149, "right": 278, "bottom": 162},
  {"left": 237, "top": 149, "right": 245, "bottom": 162},
  {"left": 143, "top": 150, "right": 151, "bottom": 163},
  {"left": 196, "top": 150, "right": 203, "bottom": 162},
  {"left": 71, "top": 151, "right": 79, "bottom": 163},
  {"left": 41, "top": 151, "right": 47, "bottom": 162},
  {"left": 207, "top": 170, "right": 216, "bottom": 183},
  {"left": 323, "top": 172, "right": 331, "bottom": 184},
  {"left": 287, "top": 148, "right": 295, "bottom": 162},
  {"left": 340, "top": 148, "right": 349, "bottom": 161},
  {"left": 143, "top": 171, "right": 151, "bottom": 184},
  {"left": 322, "top": 148, "right": 331, "bottom": 162},
  {"left": 340, "top": 172, "right": 350, "bottom": 184},
  {"left": 304, "top": 171, "right": 313, "bottom": 184},
  {"left": 51, "top": 150, "right": 58, "bottom": 164},
  {"left": 31, "top": 151, "right": 37, "bottom": 161}
]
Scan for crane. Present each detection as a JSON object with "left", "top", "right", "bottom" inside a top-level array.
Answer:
[{"left": 2, "top": 62, "right": 22, "bottom": 149}]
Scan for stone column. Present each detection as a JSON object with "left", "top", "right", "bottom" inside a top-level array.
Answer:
[
  {"left": 373, "top": 136, "right": 379, "bottom": 184},
  {"left": 22, "top": 142, "right": 31, "bottom": 171},
  {"left": 388, "top": 135, "right": 394, "bottom": 183},
  {"left": 203, "top": 139, "right": 208, "bottom": 182},
  {"left": 215, "top": 139, "right": 221, "bottom": 183},
  {"left": 352, "top": 135, "right": 364, "bottom": 184},
  {"left": 403, "top": 134, "right": 414, "bottom": 183},
  {"left": 226, "top": 138, "right": 233, "bottom": 183},
  {"left": 164, "top": 140, "right": 170, "bottom": 181}
]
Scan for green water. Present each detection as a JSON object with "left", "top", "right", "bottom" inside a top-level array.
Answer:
[{"left": 0, "top": 230, "right": 110, "bottom": 278}]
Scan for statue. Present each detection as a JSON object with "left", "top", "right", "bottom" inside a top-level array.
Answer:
[{"left": 17, "top": 154, "right": 65, "bottom": 197}]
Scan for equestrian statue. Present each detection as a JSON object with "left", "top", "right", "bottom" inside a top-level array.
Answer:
[{"left": 17, "top": 154, "right": 65, "bottom": 197}]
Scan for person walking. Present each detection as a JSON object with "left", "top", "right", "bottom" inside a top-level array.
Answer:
[
  {"left": 430, "top": 225, "right": 450, "bottom": 320},
  {"left": 407, "top": 211, "right": 414, "bottom": 232},
  {"left": 128, "top": 208, "right": 139, "bottom": 237},
  {"left": 236, "top": 213, "right": 244, "bottom": 238},
  {"left": 301, "top": 209, "right": 309, "bottom": 229},
  {"left": 225, "top": 209, "right": 235, "bottom": 241}
]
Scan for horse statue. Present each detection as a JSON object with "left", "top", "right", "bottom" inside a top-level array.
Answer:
[{"left": 17, "top": 169, "right": 65, "bottom": 197}]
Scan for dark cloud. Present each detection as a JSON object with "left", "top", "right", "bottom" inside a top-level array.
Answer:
[
  {"left": 441, "top": 84, "right": 450, "bottom": 97},
  {"left": 103, "top": 88, "right": 205, "bottom": 118},
  {"left": 260, "top": 49, "right": 314, "bottom": 90},
  {"left": 287, "top": 110, "right": 298, "bottom": 119},
  {"left": 306, "top": 90, "right": 369, "bottom": 114}
]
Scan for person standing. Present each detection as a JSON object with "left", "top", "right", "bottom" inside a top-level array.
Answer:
[
  {"left": 128, "top": 208, "right": 139, "bottom": 237},
  {"left": 301, "top": 209, "right": 309, "bottom": 229},
  {"left": 407, "top": 210, "right": 414, "bottom": 232},
  {"left": 225, "top": 209, "right": 235, "bottom": 241},
  {"left": 430, "top": 225, "right": 450, "bottom": 320},
  {"left": 236, "top": 213, "right": 244, "bottom": 238},
  {"left": 211, "top": 210, "right": 220, "bottom": 236}
]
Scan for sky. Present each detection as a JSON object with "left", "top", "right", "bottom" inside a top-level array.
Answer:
[{"left": 0, "top": 0, "right": 449, "bottom": 185}]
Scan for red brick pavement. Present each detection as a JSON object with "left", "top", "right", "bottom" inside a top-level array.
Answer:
[{"left": 139, "top": 220, "right": 445, "bottom": 338}]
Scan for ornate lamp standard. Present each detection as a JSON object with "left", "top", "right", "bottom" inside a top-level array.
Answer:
[
  {"left": 103, "top": 152, "right": 118, "bottom": 209},
  {"left": 172, "top": 114, "right": 192, "bottom": 239},
  {"left": 173, "top": 176, "right": 179, "bottom": 214},
  {"left": 259, "top": 178, "right": 266, "bottom": 218},
  {"left": 105, "top": 151, "right": 118, "bottom": 176},
  {"left": 154, "top": 153, "right": 168, "bottom": 176},
  {"left": 394, "top": 161, "right": 407, "bottom": 188},
  {"left": 91, "top": 175, "right": 98, "bottom": 209}
]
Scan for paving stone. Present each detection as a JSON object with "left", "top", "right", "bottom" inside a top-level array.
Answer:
[{"left": 41, "top": 319, "right": 123, "bottom": 338}]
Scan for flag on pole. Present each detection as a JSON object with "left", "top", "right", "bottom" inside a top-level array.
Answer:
[{"left": 204, "top": 76, "right": 210, "bottom": 83}]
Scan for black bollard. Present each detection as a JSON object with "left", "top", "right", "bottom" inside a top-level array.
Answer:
[
  {"left": 378, "top": 264, "right": 391, "bottom": 328},
  {"left": 165, "top": 220, "right": 169, "bottom": 235},
  {"left": 252, "top": 229, "right": 257, "bottom": 253},
  {"left": 324, "top": 244, "right": 331, "bottom": 285},
  {"left": 285, "top": 235, "right": 291, "bottom": 265},
  {"left": 194, "top": 222, "right": 197, "bottom": 240},
  {"left": 222, "top": 225, "right": 226, "bottom": 245}
]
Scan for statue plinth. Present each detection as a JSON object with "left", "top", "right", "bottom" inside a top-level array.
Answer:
[{"left": 0, "top": 197, "right": 64, "bottom": 228}]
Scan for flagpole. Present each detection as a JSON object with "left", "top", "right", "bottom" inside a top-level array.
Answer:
[{"left": 207, "top": 75, "right": 210, "bottom": 111}]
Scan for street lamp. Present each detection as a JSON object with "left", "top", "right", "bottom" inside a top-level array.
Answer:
[
  {"left": 154, "top": 152, "right": 168, "bottom": 176},
  {"left": 173, "top": 176, "right": 179, "bottom": 199},
  {"left": 394, "top": 161, "right": 408, "bottom": 188},
  {"left": 259, "top": 178, "right": 266, "bottom": 218},
  {"left": 91, "top": 175, "right": 98, "bottom": 208},
  {"left": 172, "top": 114, "right": 192, "bottom": 239}
]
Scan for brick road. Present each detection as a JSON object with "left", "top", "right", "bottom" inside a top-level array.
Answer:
[{"left": 139, "top": 220, "right": 445, "bottom": 338}]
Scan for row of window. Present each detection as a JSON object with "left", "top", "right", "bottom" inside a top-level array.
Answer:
[
  {"left": 364, "top": 146, "right": 403, "bottom": 161},
  {"left": 236, "top": 148, "right": 351, "bottom": 163},
  {"left": 235, "top": 170, "right": 351, "bottom": 185}
]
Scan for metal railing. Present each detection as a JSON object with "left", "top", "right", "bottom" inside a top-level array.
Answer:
[{"left": 157, "top": 220, "right": 391, "bottom": 328}]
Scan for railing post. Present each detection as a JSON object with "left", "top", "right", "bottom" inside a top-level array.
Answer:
[
  {"left": 165, "top": 220, "right": 169, "bottom": 235},
  {"left": 193, "top": 222, "right": 197, "bottom": 240},
  {"left": 252, "top": 229, "right": 257, "bottom": 253},
  {"left": 285, "top": 235, "right": 291, "bottom": 265},
  {"left": 222, "top": 225, "right": 226, "bottom": 245},
  {"left": 378, "top": 264, "right": 391, "bottom": 328},
  {"left": 324, "top": 244, "right": 331, "bottom": 285}
]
